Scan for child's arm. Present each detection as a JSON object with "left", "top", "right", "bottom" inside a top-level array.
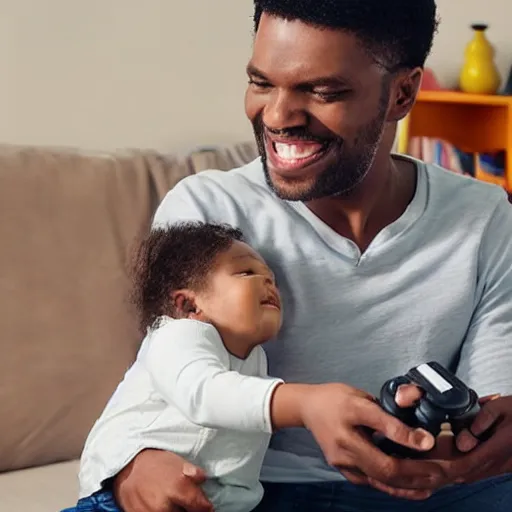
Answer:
[{"left": 143, "top": 319, "right": 292, "bottom": 433}]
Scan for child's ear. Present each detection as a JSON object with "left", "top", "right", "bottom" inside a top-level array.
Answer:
[{"left": 172, "top": 290, "right": 204, "bottom": 320}]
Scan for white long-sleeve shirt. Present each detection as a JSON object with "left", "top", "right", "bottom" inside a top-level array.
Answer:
[{"left": 79, "top": 317, "right": 283, "bottom": 511}]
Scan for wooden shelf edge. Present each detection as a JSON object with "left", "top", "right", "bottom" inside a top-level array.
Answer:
[{"left": 417, "top": 90, "right": 512, "bottom": 107}]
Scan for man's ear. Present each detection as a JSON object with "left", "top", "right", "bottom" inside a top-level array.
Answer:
[
  {"left": 172, "top": 290, "right": 204, "bottom": 320},
  {"left": 388, "top": 68, "right": 423, "bottom": 122}
]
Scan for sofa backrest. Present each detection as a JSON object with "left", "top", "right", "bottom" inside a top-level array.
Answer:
[{"left": 0, "top": 145, "right": 192, "bottom": 472}]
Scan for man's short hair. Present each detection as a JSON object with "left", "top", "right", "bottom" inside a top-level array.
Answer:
[{"left": 253, "top": 0, "right": 439, "bottom": 71}]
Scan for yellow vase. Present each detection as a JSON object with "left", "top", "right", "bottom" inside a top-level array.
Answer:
[{"left": 459, "top": 24, "right": 501, "bottom": 95}]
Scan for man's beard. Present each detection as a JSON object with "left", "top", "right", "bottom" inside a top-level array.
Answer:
[{"left": 253, "top": 103, "right": 388, "bottom": 202}]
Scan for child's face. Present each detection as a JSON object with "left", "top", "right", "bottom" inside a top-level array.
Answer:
[{"left": 196, "top": 241, "right": 282, "bottom": 355}]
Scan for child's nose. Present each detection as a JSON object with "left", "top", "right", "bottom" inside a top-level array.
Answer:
[{"left": 264, "top": 275, "right": 276, "bottom": 287}]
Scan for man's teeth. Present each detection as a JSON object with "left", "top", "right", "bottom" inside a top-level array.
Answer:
[{"left": 274, "top": 142, "right": 323, "bottom": 160}]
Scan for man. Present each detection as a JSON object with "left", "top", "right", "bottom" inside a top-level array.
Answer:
[{"left": 113, "top": 1, "right": 512, "bottom": 510}]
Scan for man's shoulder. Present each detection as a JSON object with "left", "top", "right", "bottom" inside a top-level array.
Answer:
[
  {"left": 177, "top": 157, "right": 268, "bottom": 197},
  {"left": 153, "top": 157, "right": 282, "bottom": 229},
  {"left": 423, "top": 160, "right": 507, "bottom": 219}
]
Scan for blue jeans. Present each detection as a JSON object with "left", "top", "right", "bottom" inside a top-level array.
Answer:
[
  {"left": 254, "top": 475, "right": 512, "bottom": 511},
  {"left": 61, "top": 491, "right": 120, "bottom": 512},
  {"left": 63, "top": 475, "right": 512, "bottom": 512}
]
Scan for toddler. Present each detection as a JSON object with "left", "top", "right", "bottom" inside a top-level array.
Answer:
[{"left": 64, "top": 221, "right": 286, "bottom": 512}]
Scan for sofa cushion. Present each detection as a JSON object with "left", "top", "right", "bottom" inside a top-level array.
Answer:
[
  {"left": 186, "top": 141, "right": 258, "bottom": 173},
  {"left": 0, "top": 145, "right": 191, "bottom": 472},
  {"left": 0, "top": 460, "right": 79, "bottom": 512}
]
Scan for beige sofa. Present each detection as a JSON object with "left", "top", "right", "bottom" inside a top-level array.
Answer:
[{"left": 0, "top": 142, "right": 258, "bottom": 511}]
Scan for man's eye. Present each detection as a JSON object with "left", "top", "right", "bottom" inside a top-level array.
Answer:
[
  {"left": 248, "top": 78, "right": 272, "bottom": 90},
  {"left": 313, "top": 90, "right": 350, "bottom": 102},
  {"left": 240, "top": 270, "right": 255, "bottom": 276}
]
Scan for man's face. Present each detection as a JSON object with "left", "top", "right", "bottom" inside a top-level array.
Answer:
[{"left": 245, "top": 14, "right": 392, "bottom": 202}]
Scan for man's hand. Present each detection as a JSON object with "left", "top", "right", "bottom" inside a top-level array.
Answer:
[
  {"left": 113, "top": 449, "right": 213, "bottom": 512},
  {"left": 446, "top": 395, "right": 512, "bottom": 483},
  {"left": 296, "top": 383, "right": 451, "bottom": 500}
]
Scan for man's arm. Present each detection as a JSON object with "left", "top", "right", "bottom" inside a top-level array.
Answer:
[
  {"left": 143, "top": 320, "right": 283, "bottom": 433},
  {"left": 456, "top": 194, "right": 512, "bottom": 396}
]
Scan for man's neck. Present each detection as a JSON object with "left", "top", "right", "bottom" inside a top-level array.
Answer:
[{"left": 305, "top": 156, "right": 417, "bottom": 252}]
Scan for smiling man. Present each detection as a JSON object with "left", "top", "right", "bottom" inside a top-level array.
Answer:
[
  {"left": 112, "top": 1, "right": 512, "bottom": 511},
  {"left": 246, "top": 24, "right": 391, "bottom": 206}
]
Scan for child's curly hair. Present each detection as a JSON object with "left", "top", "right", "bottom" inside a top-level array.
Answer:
[{"left": 132, "top": 221, "right": 244, "bottom": 331}]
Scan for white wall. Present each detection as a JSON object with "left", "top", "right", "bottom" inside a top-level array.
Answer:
[{"left": 0, "top": 0, "right": 510, "bottom": 152}]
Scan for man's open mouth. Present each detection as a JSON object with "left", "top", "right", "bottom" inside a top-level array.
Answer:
[{"left": 266, "top": 137, "right": 331, "bottom": 172}]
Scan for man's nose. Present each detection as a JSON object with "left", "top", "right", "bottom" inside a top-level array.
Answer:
[{"left": 263, "top": 89, "right": 308, "bottom": 131}]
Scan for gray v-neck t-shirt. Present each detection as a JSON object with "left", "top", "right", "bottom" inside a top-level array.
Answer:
[{"left": 152, "top": 155, "right": 512, "bottom": 483}]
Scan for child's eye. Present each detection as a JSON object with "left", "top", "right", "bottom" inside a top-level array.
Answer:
[{"left": 240, "top": 270, "right": 255, "bottom": 276}]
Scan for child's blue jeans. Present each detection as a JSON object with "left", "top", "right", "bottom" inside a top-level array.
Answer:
[{"left": 61, "top": 490, "right": 120, "bottom": 512}]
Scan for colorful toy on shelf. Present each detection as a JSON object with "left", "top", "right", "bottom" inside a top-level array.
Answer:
[
  {"left": 421, "top": 68, "right": 442, "bottom": 91},
  {"left": 459, "top": 24, "right": 501, "bottom": 95}
]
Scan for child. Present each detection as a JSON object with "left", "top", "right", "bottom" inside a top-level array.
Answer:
[{"left": 66, "top": 221, "right": 286, "bottom": 512}]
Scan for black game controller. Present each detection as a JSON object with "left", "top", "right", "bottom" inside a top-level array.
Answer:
[{"left": 375, "top": 361, "right": 480, "bottom": 458}]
